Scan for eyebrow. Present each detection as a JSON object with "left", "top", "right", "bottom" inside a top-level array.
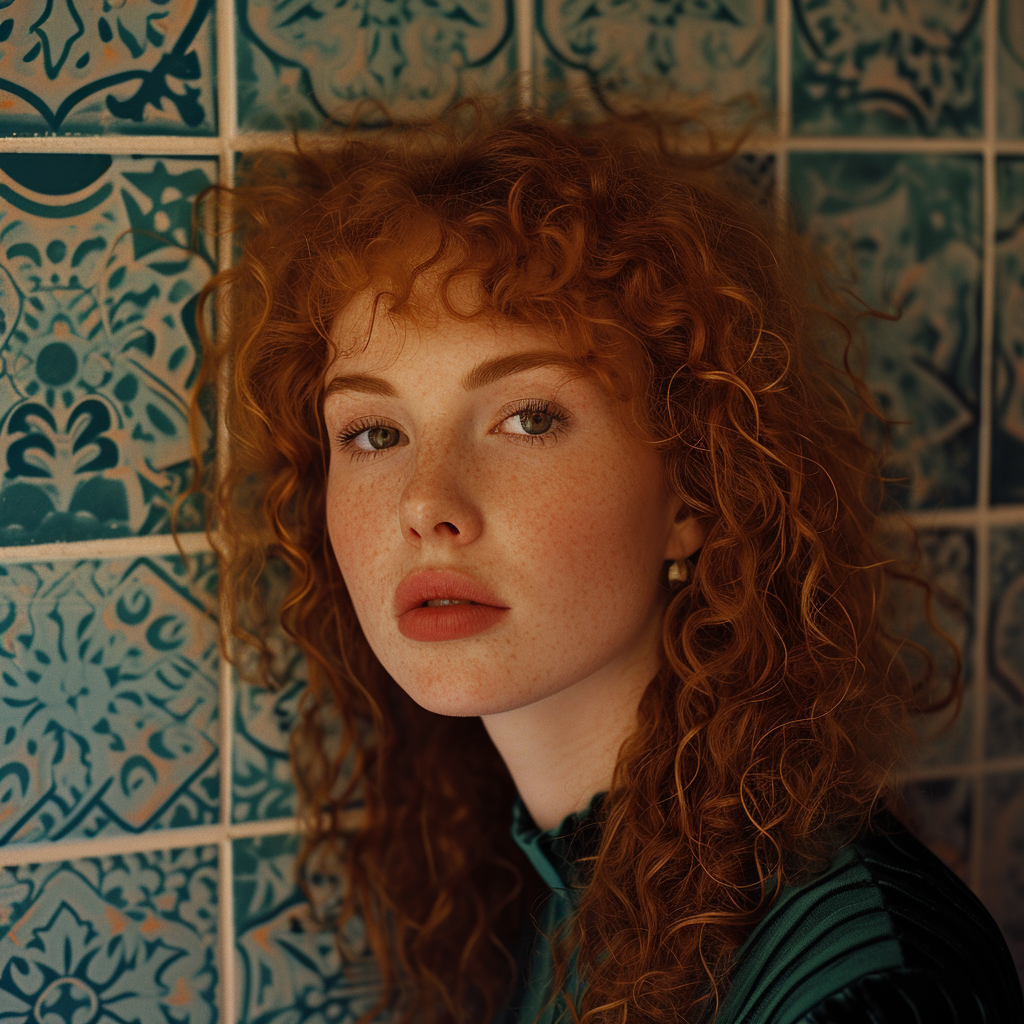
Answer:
[{"left": 323, "top": 350, "right": 586, "bottom": 399}]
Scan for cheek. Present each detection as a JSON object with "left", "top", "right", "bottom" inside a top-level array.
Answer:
[{"left": 325, "top": 473, "right": 390, "bottom": 603}]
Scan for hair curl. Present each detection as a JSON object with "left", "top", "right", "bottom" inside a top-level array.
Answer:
[{"left": 192, "top": 101, "right": 961, "bottom": 1024}]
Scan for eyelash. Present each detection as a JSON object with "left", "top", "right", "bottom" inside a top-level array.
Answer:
[{"left": 334, "top": 399, "right": 570, "bottom": 461}]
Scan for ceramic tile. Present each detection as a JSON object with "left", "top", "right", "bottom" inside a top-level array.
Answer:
[
  {"left": 906, "top": 529, "right": 975, "bottom": 768},
  {"left": 987, "top": 528, "right": 1024, "bottom": 759},
  {"left": 0, "top": 845, "right": 218, "bottom": 1022},
  {"left": 234, "top": 833, "right": 384, "bottom": 1023},
  {"left": 0, "top": 153, "right": 216, "bottom": 546},
  {"left": 236, "top": 0, "right": 517, "bottom": 131},
  {"left": 981, "top": 771, "right": 1024, "bottom": 979},
  {"left": 788, "top": 152, "right": 982, "bottom": 510},
  {"left": 1000, "top": 0, "right": 1024, "bottom": 138},
  {"left": 791, "top": 0, "right": 983, "bottom": 137},
  {"left": 0, "top": 0, "right": 216, "bottom": 135},
  {"left": 535, "top": 0, "right": 774, "bottom": 123},
  {"left": 994, "top": 157, "right": 1024, "bottom": 504},
  {"left": 898, "top": 776, "right": 972, "bottom": 884},
  {"left": 0, "top": 555, "right": 219, "bottom": 844}
]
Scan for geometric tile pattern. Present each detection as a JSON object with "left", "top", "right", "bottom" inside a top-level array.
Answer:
[
  {"left": 995, "top": 157, "right": 1024, "bottom": 504},
  {"left": 788, "top": 153, "right": 982, "bottom": 510},
  {"left": 535, "top": 0, "right": 774, "bottom": 123},
  {"left": 792, "top": 0, "right": 983, "bottom": 136},
  {"left": 0, "top": 154, "right": 216, "bottom": 545},
  {"left": 234, "top": 833, "right": 383, "bottom": 1023},
  {"left": 237, "top": 0, "right": 517, "bottom": 130},
  {"left": 0, "top": 555, "right": 219, "bottom": 844},
  {"left": 0, "top": 0, "right": 217, "bottom": 135},
  {"left": 0, "top": 845, "right": 218, "bottom": 1023},
  {"left": 0, "top": 0, "right": 1020, "bottom": 1013}
]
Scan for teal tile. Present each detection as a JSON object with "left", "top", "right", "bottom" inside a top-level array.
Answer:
[
  {"left": 792, "top": 0, "right": 983, "bottom": 137},
  {"left": 0, "top": 0, "right": 216, "bottom": 135},
  {"left": 0, "top": 555, "right": 219, "bottom": 844},
  {"left": 0, "top": 154, "right": 216, "bottom": 545},
  {"left": 906, "top": 529, "right": 975, "bottom": 768},
  {"left": 988, "top": 528, "right": 1024, "bottom": 759},
  {"left": 899, "top": 777, "right": 971, "bottom": 884},
  {"left": 234, "top": 833, "right": 384, "bottom": 1023},
  {"left": 236, "top": 0, "right": 517, "bottom": 131},
  {"left": 233, "top": 671, "right": 303, "bottom": 824},
  {"left": 994, "top": 157, "right": 1024, "bottom": 504},
  {"left": 981, "top": 772, "right": 1024, "bottom": 980},
  {"left": 0, "top": 845, "right": 218, "bottom": 1022},
  {"left": 536, "top": 0, "right": 774, "bottom": 121},
  {"left": 789, "top": 152, "right": 982, "bottom": 510},
  {"left": 999, "top": 0, "right": 1024, "bottom": 137}
]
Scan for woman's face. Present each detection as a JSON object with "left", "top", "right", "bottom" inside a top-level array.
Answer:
[{"left": 323, "top": 289, "right": 700, "bottom": 718}]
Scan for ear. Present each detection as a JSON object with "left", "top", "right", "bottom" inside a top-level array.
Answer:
[{"left": 663, "top": 506, "right": 707, "bottom": 563}]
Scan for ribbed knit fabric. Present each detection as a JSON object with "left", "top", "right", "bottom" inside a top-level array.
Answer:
[{"left": 494, "top": 794, "right": 1024, "bottom": 1024}]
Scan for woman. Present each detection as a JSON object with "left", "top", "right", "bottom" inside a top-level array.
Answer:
[{"left": 193, "top": 105, "right": 1023, "bottom": 1024}]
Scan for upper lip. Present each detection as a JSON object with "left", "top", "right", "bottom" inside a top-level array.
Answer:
[{"left": 394, "top": 568, "right": 509, "bottom": 616}]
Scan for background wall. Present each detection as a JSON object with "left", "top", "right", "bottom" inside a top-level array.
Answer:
[{"left": 0, "top": 0, "right": 1020, "bottom": 1020}]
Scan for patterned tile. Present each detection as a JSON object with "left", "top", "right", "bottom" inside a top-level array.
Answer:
[
  {"left": 234, "top": 833, "right": 384, "bottom": 1023},
  {"left": 535, "top": 0, "right": 774, "bottom": 122},
  {"left": 233, "top": 670, "right": 303, "bottom": 825},
  {"left": 906, "top": 529, "right": 975, "bottom": 768},
  {"left": 988, "top": 528, "right": 1024, "bottom": 759},
  {"left": 1000, "top": 0, "right": 1024, "bottom": 138},
  {"left": 0, "top": 845, "right": 218, "bottom": 1023},
  {"left": 0, "top": 555, "right": 219, "bottom": 845},
  {"left": 0, "top": 0, "right": 216, "bottom": 135},
  {"left": 789, "top": 152, "right": 982, "bottom": 510},
  {"left": 791, "top": 0, "right": 983, "bottom": 137},
  {"left": 899, "top": 776, "right": 972, "bottom": 884},
  {"left": 236, "top": 0, "right": 517, "bottom": 131},
  {"left": 994, "top": 158, "right": 1024, "bottom": 504},
  {"left": 981, "top": 771, "right": 1024, "bottom": 979},
  {"left": 0, "top": 153, "right": 215, "bottom": 546}
]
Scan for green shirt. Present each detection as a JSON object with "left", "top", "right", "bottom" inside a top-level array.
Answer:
[{"left": 496, "top": 793, "right": 1023, "bottom": 1024}]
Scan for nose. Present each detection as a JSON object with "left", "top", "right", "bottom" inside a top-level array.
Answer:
[{"left": 398, "top": 439, "right": 484, "bottom": 548}]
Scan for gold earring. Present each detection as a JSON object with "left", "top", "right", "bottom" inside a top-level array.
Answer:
[{"left": 667, "top": 559, "right": 690, "bottom": 586}]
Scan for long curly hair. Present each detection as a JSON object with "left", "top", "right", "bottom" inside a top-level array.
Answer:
[{"left": 191, "top": 102, "right": 961, "bottom": 1024}]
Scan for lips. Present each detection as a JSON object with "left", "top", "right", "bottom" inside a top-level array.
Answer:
[{"left": 394, "top": 568, "right": 508, "bottom": 617}]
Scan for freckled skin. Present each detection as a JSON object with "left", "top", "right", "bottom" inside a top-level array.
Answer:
[{"left": 323, "top": 296, "right": 705, "bottom": 830}]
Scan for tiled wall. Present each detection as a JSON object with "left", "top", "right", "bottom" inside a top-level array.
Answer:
[{"left": 0, "top": 0, "right": 1021, "bottom": 1019}]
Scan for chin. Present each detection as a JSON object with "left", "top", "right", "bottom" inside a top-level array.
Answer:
[{"left": 395, "top": 672, "right": 527, "bottom": 719}]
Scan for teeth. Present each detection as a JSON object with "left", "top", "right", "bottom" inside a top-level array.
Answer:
[{"left": 424, "top": 599, "right": 476, "bottom": 607}]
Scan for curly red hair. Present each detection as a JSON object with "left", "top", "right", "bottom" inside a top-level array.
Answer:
[{"left": 192, "top": 102, "right": 961, "bottom": 1024}]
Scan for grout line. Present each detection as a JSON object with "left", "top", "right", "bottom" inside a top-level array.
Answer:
[
  {"left": 773, "top": 0, "right": 790, "bottom": 217},
  {"left": 0, "top": 532, "right": 214, "bottom": 565},
  {"left": 215, "top": 1, "right": 240, "bottom": 1010},
  {"left": 0, "top": 818, "right": 300, "bottom": 869},
  {"left": 782, "top": 134, "right": 1015, "bottom": 154},
  {"left": 0, "top": 135, "right": 224, "bottom": 154},
  {"left": 967, "top": 0, "right": 1001, "bottom": 899},
  {"left": 515, "top": 0, "right": 534, "bottom": 109},
  {"left": 897, "top": 753, "right": 1024, "bottom": 784},
  {"left": 897, "top": 504, "right": 1024, "bottom": 528}
]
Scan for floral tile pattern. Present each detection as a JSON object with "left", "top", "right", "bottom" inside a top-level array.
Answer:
[
  {"left": 234, "top": 833, "right": 384, "bottom": 1024},
  {"left": 907, "top": 529, "right": 975, "bottom": 768},
  {"left": 236, "top": 0, "right": 516, "bottom": 131},
  {"left": 788, "top": 152, "right": 982, "bottom": 510},
  {"left": 0, "top": 0, "right": 216, "bottom": 135},
  {"left": 899, "top": 776, "right": 972, "bottom": 884},
  {"left": 791, "top": 0, "right": 983, "bottom": 137},
  {"left": 981, "top": 772, "right": 1024, "bottom": 977},
  {"left": 0, "top": 153, "right": 215, "bottom": 546},
  {"left": 994, "top": 158, "right": 1024, "bottom": 504},
  {"left": 1000, "top": 0, "right": 1024, "bottom": 138},
  {"left": 535, "top": 0, "right": 773, "bottom": 121},
  {"left": 987, "top": 529, "right": 1024, "bottom": 759},
  {"left": 0, "top": 555, "right": 219, "bottom": 845},
  {"left": 0, "top": 845, "right": 218, "bottom": 1023}
]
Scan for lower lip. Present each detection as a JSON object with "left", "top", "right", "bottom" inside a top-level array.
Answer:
[{"left": 398, "top": 603, "right": 509, "bottom": 641}]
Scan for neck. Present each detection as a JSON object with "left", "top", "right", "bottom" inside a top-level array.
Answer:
[{"left": 480, "top": 619, "right": 662, "bottom": 831}]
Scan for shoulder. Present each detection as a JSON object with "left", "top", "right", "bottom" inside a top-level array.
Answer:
[{"left": 716, "top": 812, "right": 1023, "bottom": 1024}]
